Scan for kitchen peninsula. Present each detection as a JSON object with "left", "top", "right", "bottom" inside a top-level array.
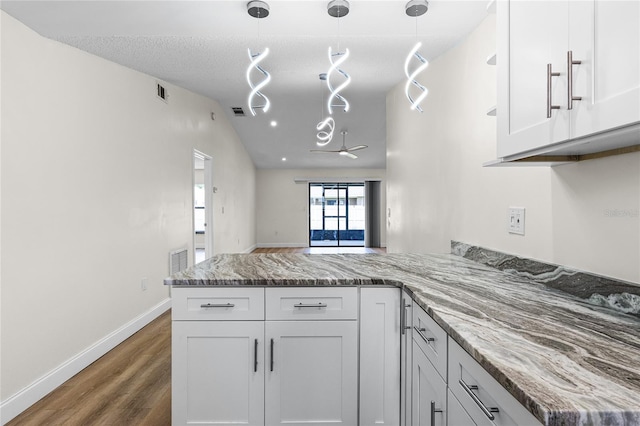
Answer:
[{"left": 166, "top": 244, "right": 640, "bottom": 426}]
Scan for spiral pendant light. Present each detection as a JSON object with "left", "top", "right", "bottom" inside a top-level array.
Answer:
[
  {"left": 246, "top": 1, "right": 271, "bottom": 116},
  {"left": 326, "top": 0, "right": 351, "bottom": 115},
  {"left": 404, "top": 0, "right": 429, "bottom": 112}
]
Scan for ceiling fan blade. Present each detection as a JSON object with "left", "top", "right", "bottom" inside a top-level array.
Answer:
[
  {"left": 347, "top": 145, "right": 368, "bottom": 152},
  {"left": 344, "top": 152, "right": 358, "bottom": 159},
  {"left": 310, "top": 149, "right": 340, "bottom": 153}
]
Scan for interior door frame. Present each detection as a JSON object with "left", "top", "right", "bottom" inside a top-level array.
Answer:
[{"left": 193, "top": 149, "right": 214, "bottom": 262}]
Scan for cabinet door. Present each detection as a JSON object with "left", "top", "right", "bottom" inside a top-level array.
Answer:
[
  {"left": 570, "top": 0, "right": 640, "bottom": 138},
  {"left": 265, "top": 321, "right": 358, "bottom": 425},
  {"left": 401, "top": 291, "right": 413, "bottom": 426},
  {"left": 172, "top": 321, "right": 264, "bottom": 426},
  {"left": 447, "top": 389, "right": 478, "bottom": 426},
  {"left": 411, "top": 341, "right": 446, "bottom": 426},
  {"left": 360, "top": 287, "right": 401, "bottom": 425},
  {"left": 497, "top": 0, "right": 570, "bottom": 157}
]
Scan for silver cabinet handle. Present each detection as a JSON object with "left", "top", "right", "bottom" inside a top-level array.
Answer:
[
  {"left": 430, "top": 401, "right": 442, "bottom": 426},
  {"left": 567, "top": 50, "right": 582, "bottom": 110},
  {"left": 459, "top": 379, "right": 499, "bottom": 420},
  {"left": 294, "top": 302, "right": 328, "bottom": 308},
  {"left": 547, "top": 63, "right": 561, "bottom": 118},
  {"left": 401, "top": 302, "right": 411, "bottom": 335},
  {"left": 200, "top": 303, "right": 235, "bottom": 308},
  {"left": 254, "top": 339, "right": 258, "bottom": 373},
  {"left": 414, "top": 326, "right": 435, "bottom": 344},
  {"left": 270, "top": 338, "right": 274, "bottom": 372}
]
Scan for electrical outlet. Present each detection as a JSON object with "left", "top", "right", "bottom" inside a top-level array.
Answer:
[
  {"left": 508, "top": 207, "right": 525, "bottom": 235},
  {"left": 141, "top": 277, "right": 148, "bottom": 291}
]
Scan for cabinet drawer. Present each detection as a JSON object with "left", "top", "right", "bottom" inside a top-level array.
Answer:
[
  {"left": 412, "top": 302, "right": 448, "bottom": 380},
  {"left": 448, "top": 339, "right": 542, "bottom": 426},
  {"left": 172, "top": 287, "right": 265, "bottom": 321},
  {"left": 266, "top": 287, "right": 358, "bottom": 320}
]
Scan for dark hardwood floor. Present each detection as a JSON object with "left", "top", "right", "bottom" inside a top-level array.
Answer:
[{"left": 8, "top": 246, "right": 386, "bottom": 425}]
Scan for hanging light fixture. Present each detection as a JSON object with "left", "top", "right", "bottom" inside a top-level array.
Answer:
[
  {"left": 316, "top": 73, "right": 336, "bottom": 146},
  {"left": 246, "top": 1, "right": 271, "bottom": 116},
  {"left": 326, "top": 0, "right": 351, "bottom": 114},
  {"left": 404, "top": 0, "right": 429, "bottom": 112}
]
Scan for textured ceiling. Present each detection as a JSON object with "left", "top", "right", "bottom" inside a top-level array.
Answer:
[{"left": 1, "top": 0, "right": 488, "bottom": 169}]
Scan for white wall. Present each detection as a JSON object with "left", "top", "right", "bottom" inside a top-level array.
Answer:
[
  {"left": 256, "top": 168, "right": 386, "bottom": 247},
  {"left": 0, "top": 10, "right": 256, "bottom": 413},
  {"left": 386, "top": 14, "right": 639, "bottom": 284}
]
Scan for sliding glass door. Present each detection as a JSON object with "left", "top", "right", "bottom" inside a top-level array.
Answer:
[{"left": 309, "top": 183, "right": 364, "bottom": 247}]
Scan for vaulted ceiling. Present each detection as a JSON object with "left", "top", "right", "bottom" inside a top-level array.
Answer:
[{"left": 1, "top": 1, "right": 487, "bottom": 169}]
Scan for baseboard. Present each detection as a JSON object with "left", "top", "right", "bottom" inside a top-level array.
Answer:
[
  {"left": 0, "top": 298, "right": 171, "bottom": 425},
  {"left": 243, "top": 243, "right": 257, "bottom": 253},
  {"left": 256, "top": 243, "right": 308, "bottom": 248}
]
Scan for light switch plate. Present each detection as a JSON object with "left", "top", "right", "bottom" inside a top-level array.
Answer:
[{"left": 508, "top": 207, "right": 525, "bottom": 235}]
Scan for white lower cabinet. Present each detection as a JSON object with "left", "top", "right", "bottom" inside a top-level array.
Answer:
[
  {"left": 448, "top": 340, "right": 542, "bottom": 426},
  {"left": 400, "top": 290, "right": 413, "bottom": 426},
  {"left": 172, "top": 321, "right": 265, "bottom": 425},
  {"left": 359, "top": 287, "right": 401, "bottom": 425},
  {"left": 412, "top": 340, "right": 447, "bottom": 426},
  {"left": 265, "top": 320, "right": 358, "bottom": 425},
  {"left": 447, "top": 389, "right": 476, "bottom": 426}
]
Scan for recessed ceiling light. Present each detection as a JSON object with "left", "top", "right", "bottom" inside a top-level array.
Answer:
[
  {"left": 281, "top": 157, "right": 287, "bottom": 161},
  {"left": 270, "top": 120, "right": 277, "bottom": 127}
]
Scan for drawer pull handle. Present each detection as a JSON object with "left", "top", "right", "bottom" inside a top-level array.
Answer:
[
  {"left": 254, "top": 339, "right": 258, "bottom": 373},
  {"left": 414, "top": 326, "right": 435, "bottom": 343},
  {"left": 459, "top": 379, "right": 499, "bottom": 420},
  {"left": 430, "top": 401, "right": 442, "bottom": 426},
  {"left": 200, "top": 303, "right": 235, "bottom": 309},
  {"left": 294, "top": 302, "right": 328, "bottom": 308}
]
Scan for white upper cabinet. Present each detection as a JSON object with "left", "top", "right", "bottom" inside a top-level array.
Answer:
[
  {"left": 570, "top": 1, "right": 640, "bottom": 139},
  {"left": 497, "top": 0, "right": 640, "bottom": 159}
]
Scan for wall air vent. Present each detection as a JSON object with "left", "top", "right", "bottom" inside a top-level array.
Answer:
[
  {"left": 231, "top": 107, "right": 246, "bottom": 117},
  {"left": 157, "top": 83, "right": 167, "bottom": 102},
  {"left": 169, "top": 248, "right": 188, "bottom": 275}
]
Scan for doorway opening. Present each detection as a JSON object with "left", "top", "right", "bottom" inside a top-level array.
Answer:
[
  {"left": 193, "top": 150, "right": 213, "bottom": 264},
  {"left": 309, "top": 183, "right": 365, "bottom": 247}
]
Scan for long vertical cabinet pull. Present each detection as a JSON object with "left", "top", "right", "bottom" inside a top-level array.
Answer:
[
  {"left": 270, "top": 338, "right": 274, "bottom": 372},
  {"left": 254, "top": 339, "right": 258, "bottom": 373},
  {"left": 547, "top": 63, "right": 561, "bottom": 118},
  {"left": 401, "top": 301, "right": 411, "bottom": 335},
  {"left": 567, "top": 50, "right": 582, "bottom": 109},
  {"left": 430, "top": 401, "right": 442, "bottom": 426}
]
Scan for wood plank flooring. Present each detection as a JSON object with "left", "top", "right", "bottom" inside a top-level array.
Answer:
[
  {"left": 7, "top": 247, "right": 385, "bottom": 425},
  {"left": 7, "top": 310, "right": 172, "bottom": 426}
]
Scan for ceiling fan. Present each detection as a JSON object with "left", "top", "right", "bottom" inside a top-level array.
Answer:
[{"left": 310, "top": 130, "right": 368, "bottom": 159}]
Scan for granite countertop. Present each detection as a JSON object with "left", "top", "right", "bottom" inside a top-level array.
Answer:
[{"left": 165, "top": 250, "right": 640, "bottom": 426}]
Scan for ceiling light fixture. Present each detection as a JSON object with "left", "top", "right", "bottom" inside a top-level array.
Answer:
[
  {"left": 270, "top": 120, "right": 277, "bottom": 127},
  {"left": 404, "top": 0, "right": 429, "bottom": 112},
  {"left": 316, "top": 73, "right": 335, "bottom": 146},
  {"left": 246, "top": 1, "right": 271, "bottom": 116},
  {"left": 326, "top": 0, "right": 351, "bottom": 114}
]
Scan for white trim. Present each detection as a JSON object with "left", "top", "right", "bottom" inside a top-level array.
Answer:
[
  {"left": 243, "top": 244, "right": 258, "bottom": 253},
  {"left": 0, "top": 298, "right": 171, "bottom": 425},
  {"left": 256, "top": 243, "right": 308, "bottom": 248}
]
